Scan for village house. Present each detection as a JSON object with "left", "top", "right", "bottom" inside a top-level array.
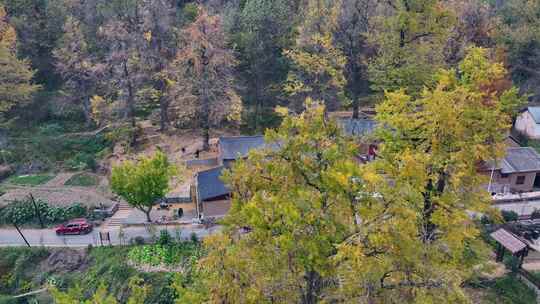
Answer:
[
  {"left": 515, "top": 106, "right": 540, "bottom": 139},
  {"left": 193, "top": 135, "right": 268, "bottom": 218},
  {"left": 193, "top": 166, "right": 230, "bottom": 219},
  {"left": 218, "top": 135, "right": 266, "bottom": 167},
  {"left": 192, "top": 120, "right": 378, "bottom": 218},
  {"left": 482, "top": 147, "right": 540, "bottom": 194}
]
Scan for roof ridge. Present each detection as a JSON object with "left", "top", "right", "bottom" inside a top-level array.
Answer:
[
  {"left": 197, "top": 165, "right": 225, "bottom": 175},
  {"left": 501, "top": 158, "right": 516, "bottom": 173},
  {"left": 219, "top": 135, "right": 264, "bottom": 139}
]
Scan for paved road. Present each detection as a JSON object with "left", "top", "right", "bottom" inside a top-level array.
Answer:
[
  {"left": 0, "top": 225, "right": 219, "bottom": 247},
  {"left": 494, "top": 199, "right": 540, "bottom": 217}
]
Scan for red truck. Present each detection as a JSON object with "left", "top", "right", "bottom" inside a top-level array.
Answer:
[{"left": 55, "top": 218, "right": 93, "bottom": 235}]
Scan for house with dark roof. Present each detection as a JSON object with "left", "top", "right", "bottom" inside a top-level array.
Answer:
[
  {"left": 481, "top": 147, "right": 540, "bottom": 193},
  {"left": 515, "top": 107, "right": 540, "bottom": 139},
  {"left": 218, "top": 135, "right": 267, "bottom": 167},
  {"left": 194, "top": 165, "right": 230, "bottom": 217},
  {"left": 196, "top": 166, "right": 229, "bottom": 202},
  {"left": 192, "top": 136, "right": 270, "bottom": 217}
]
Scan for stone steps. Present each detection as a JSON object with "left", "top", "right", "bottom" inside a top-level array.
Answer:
[{"left": 101, "top": 203, "right": 132, "bottom": 228}]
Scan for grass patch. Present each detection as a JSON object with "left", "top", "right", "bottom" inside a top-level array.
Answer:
[
  {"left": 64, "top": 173, "right": 99, "bottom": 187},
  {"left": 7, "top": 174, "right": 54, "bottom": 186},
  {"left": 129, "top": 240, "right": 202, "bottom": 267},
  {"left": 4, "top": 121, "right": 111, "bottom": 171},
  {"left": 479, "top": 274, "right": 537, "bottom": 304},
  {"left": 527, "top": 139, "right": 540, "bottom": 154}
]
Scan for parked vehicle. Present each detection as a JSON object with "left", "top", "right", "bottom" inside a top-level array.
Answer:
[
  {"left": 158, "top": 201, "right": 171, "bottom": 210},
  {"left": 55, "top": 218, "right": 93, "bottom": 235}
]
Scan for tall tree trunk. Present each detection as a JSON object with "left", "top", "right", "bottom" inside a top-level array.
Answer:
[
  {"left": 201, "top": 61, "right": 211, "bottom": 151},
  {"left": 159, "top": 95, "right": 169, "bottom": 132},
  {"left": 156, "top": 48, "right": 169, "bottom": 132},
  {"left": 352, "top": 98, "right": 360, "bottom": 119},
  {"left": 142, "top": 207, "right": 152, "bottom": 223},
  {"left": 349, "top": 44, "right": 361, "bottom": 119},
  {"left": 202, "top": 123, "right": 210, "bottom": 151},
  {"left": 82, "top": 95, "right": 93, "bottom": 125},
  {"left": 79, "top": 79, "right": 93, "bottom": 126},
  {"left": 254, "top": 78, "right": 261, "bottom": 132},
  {"left": 123, "top": 61, "right": 137, "bottom": 147},
  {"left": 400, "top": 0, "right": 410, "bottom": 48},
  {"left": 421, "top": 171, "right": 446, "bottom": 243},
  {"left": 145, "top": 211, "right": 152, "bottom": 223},
  {"left": 302, "top": 270, "right": 322, "bottom": 304}
]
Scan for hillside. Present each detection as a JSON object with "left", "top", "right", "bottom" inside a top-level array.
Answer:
[{"left": 0, "top": 0, "right": 540, "bottom": 303}]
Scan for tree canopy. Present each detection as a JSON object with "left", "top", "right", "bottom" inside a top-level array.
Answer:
[
  {"left": 185, "top": 47, "right": 523, "bottom": 303},
  {"left": 111, "top": 151, "right": 177, "bottom": 222},
  {"left": 0, "top": 5, "right": 39, "bottom": 125}
]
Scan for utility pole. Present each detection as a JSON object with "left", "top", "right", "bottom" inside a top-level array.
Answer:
[
  {"left": 29, "top": 193, "right": 44, "bottom": 229},
  {"left": 13, "top": 222, "right": 31, "bottom": 247}
]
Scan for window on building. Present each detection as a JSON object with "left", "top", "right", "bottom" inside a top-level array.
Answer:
[
  {"left": 501, "top": 173, "right": 509, "bottom": 178},
  {"left": 516, "top": 175, "right": 526, "bottom": 185}
]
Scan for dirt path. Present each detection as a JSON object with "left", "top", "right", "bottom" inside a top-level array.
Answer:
[
  {"left": 43, "top": 172, "right": 76, "bottom": 187},
  {"left": 523, "top": 261, "right": 540, "bottom": 272}
]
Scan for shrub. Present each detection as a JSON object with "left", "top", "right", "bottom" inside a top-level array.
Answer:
[
  {"left": 128, "top": 241, "right": 203, "bottom": 267},
  {"left": 504, "top": 255, "right": 521, "bottom": 273},
  {"left": 44, "top": 203, "right": 87, "bottom": 223},
  {"left": 480, "top": 215, "right": 494, "bottom": 225},
  {"left": 190, "top": 232, "right": 198, "bottom": 243},
  {"left": 182, "top": 3, "right": 199, "bottom": 23},
  {"left": 65, "top": 153, "right": 97, "bottom": 171},
  {"left": 531, "top": 209, "right": 540, "bottom": 220},
  {"left": 486, "top": 274, "right": 537, "bottom": 303},
  {"left": 0, "top": 199, "right": 88, "bottom": 226},
  {"left": 501, "top": 210, "right": 519, "bottom": 222},
  {"left": 158, "top": 230, "right": 172, "bottom": 246},
  {"left": 131, "top": 236, "right": 146, "bottom": 245}
]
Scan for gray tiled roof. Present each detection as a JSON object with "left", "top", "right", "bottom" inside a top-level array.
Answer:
[
  {"left": 500, "top": 147, "right": 540, "bottom": 174},
  {"left": 219, "top": 136, "right": 266, "bottom": 160},
  {"left": 196, "top": 166, "right": 229, "bottom": 201},
  {"left": 483, "top": 147, "right": 540, "bottom": 173},
  {"left": 338, "top": 118, "right": 376, "bottom": 137}
]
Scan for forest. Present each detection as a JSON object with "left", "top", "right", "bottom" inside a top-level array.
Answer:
[
  {"left": 0, "top": 0, "right": 538, "bottom": 146},
  {"left": 1, "top": 0, "right": 540, "bottom": 303}
]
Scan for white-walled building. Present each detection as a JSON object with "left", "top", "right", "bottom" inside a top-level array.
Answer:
[{"left": 515, "top": 107, "right": 540, "bottom": 139}]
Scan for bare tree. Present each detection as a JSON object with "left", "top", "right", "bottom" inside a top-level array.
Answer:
[
  {"left": 171, "top": 6, "right": 241, "bottom": 150},
  {"left": 335, "top": 0, "right": 375, "bottom": 118}
]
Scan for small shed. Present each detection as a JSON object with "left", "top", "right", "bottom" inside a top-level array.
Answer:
[{"left": 490, "top": 228, "right": 529, "bottom": 267}]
